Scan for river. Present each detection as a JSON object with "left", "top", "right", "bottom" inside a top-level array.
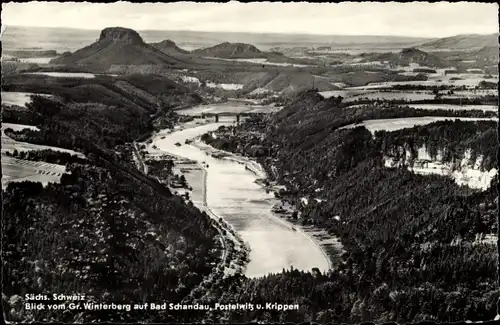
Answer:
[{"left": 149, "top": 119, "right": 331, "bottom": 278}]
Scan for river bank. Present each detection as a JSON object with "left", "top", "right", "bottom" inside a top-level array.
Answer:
[
  {"left": 132, "top": 120, "right": 250, "bottom": 278},
  {"left": 145, "top": 121, "right": 331, "bottom": 276},
  {"left": 190, "top": 137, "right": 344, "bottom": 269},
  {"left": 189, "top": 159, "right": 251, "bottom": 278}
]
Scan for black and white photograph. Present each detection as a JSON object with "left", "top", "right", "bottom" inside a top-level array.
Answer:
[{"left": 1, "top": 1, "right": 499, "bottom": 323}]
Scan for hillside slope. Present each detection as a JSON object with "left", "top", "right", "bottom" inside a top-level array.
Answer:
[
  {"left": 2, "top": 73, "right": 201, "bottom": 115},
  {"left": 2, "top": 94, "right": 219, "bottom": 323},
  {"left": 197, "top": 91, "right": 498, "bottom": 323},
  {"left": 458, "top": 45, "right": 499, "bottom": 62},
  {"left": 420, "top": 33, "right": 498, "bottom": 49}
]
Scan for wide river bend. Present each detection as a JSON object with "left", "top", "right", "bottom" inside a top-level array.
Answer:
[{"left": 150, "top": 117, "right": 331, "bottom": 278}]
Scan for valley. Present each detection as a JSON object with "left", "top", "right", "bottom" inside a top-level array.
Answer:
[{"left": 1, "top": 10, "right": 498, "bottom": 324}]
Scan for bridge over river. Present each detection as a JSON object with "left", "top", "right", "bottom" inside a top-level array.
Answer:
[
  {"left": 190, "top": 112, "right": 261, "bottom": 123},
  {"left": 174, "top": 99, "right": 280, "bottom": 122}
]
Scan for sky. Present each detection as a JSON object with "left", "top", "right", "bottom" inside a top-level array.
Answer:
[{"left": 1, "top": 1, "right": 498, "bottom": 37}]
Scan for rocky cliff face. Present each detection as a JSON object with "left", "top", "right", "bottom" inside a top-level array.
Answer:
[
  {"left": 383, "top": 145, "right": 497, "bottom": 190},
  {"left": 99, "top": 27, "right": 145, "bottom": 45}
]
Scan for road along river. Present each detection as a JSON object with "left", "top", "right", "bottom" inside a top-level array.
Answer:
[{"left": 147, "top": 118, "right": 331, "bottom": 278}]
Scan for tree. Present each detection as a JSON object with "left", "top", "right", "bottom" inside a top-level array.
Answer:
[{"left": 26, "top": 95, "right": 64, "bottom": 118}]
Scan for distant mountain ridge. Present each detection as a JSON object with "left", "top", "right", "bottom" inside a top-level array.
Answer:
[
  {"left": 448, "top": 46, "right": 500, "bottom": 62},
  {"left": 3, "top": 50, "right": 58, "bottom": 58},
  {"left": 192, "top": 42, "right": 266, "bottom": 59},
  {"left": 149, "top": 39, "right": 189, "bottom": 56},
  {"left": 3, "top": 26, "right": 433, "bottom": 53},
  {"left": 6, "top": 25, "right": 497, "bottom": 53}
]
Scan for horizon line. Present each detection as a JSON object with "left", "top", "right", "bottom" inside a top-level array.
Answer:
[{"left": 4, "top": 24, "right": 498, "bottom": 39}]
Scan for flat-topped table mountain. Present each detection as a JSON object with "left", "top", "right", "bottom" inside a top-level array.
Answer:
[{"left": 50, "top": 27, "right": 185, "bottom": 70}]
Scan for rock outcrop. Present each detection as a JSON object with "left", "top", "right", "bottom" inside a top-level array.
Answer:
[{"left": 98, "top": 27, "right": 145, "bottom": 45}]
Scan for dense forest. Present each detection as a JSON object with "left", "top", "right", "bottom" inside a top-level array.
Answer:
[
  {"left": 199, "top": 90, "right": 499, "bottom": 323},
  {"left": 4, "top": 146, "right": 87, "bottom": 166},
  {"left": 1, "top": 84, "right": 222, "bottom": 323},
  {"left": 2, "top": 165, "right": 221, "bottom": 322},
  {"left": 1, "top": 73, "right": 203, "bottom": 114},
  {"left": 3, "top": 95, "right": 150, "bottom": 149},
  {"left": 2, "top": 77, "right": 498, "bottom": 323}
]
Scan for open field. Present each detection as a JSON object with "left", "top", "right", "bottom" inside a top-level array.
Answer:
[
  {"left": 347, "top": 73, "right": 498, "bottom": 90},
  {"left": 341, "top": 116, "right": 498, "bottom": 133},
  {"left": 23, "top": 72, "right": 98, "bottom": 78},
  {"left": 319, "top": 89, "right": 379, "bottom": 98},
  {"left": 2, "top": 123, "right": 40, "bottom": 132},
  {"left": 1, "top": 91, "right": 52, "bottom": 107},
  {"left": 1, "top": 56, "right": 58, "bottom": 64},
  {"left": 1, "top": 155, "right": 66, "bottom": 189},
  {"left": 446, "top": 90, "right": 497, "bottom": 97},
  {"left": 406, "top": 104, "right": 498, "bottom": 112},
  {"left": 206, "top": 81, "right": 244, "bottom": 90},
  {"left": 322, "top": 89, "right": 498, "bottom": 103},
  {"left": 2, "top": 123, "right": 85, "bottom": 157},
  {"left": 204, "top": 56, "right": 312, "bottom": 67},
  {"left": 343, "top": 91, "right": 436, "bottom": 102},
  {"left": 175, "top": 101, "right": 280, "bottom": 116},
  {"left": 1, "top": 123, "right": 84, "bottom": 188}
]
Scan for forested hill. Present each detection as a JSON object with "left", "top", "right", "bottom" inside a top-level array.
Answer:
[
  {"left": 191, "top": 42, "right": 266, "bottom": 59},
  {"left": 1, "top": 85, "right": 218, "bottom": 322},
  {"left": 1, "top": 73, "right": 203, "bottom": 141},
  {"left": 150, "top": 39, "right": 190, "bottom": 56},
  {"left": 197, "top": 90, "right": 499, "bottom": 323},
  {"left": 360, "top": 47, "right": 445, "bottom": 67}
]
